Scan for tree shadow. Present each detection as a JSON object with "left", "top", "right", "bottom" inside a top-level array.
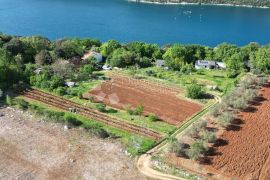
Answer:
[
  {"left": 242, "top": 106, "right": 258, "bottom": 113},
  {"left": 213, "top": 138, "right": 228, "bottom": 147},
  {"left": 201, "top": 93, "right": 215, "bottom": 100},
  {"left": 232, "top": 118, "right": 244, "bottom": 125},
  {"left": 226, "top": 124, "right": 242, "bottom": 131}
]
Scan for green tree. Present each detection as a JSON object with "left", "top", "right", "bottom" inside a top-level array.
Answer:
[
  {"left": 214, "top": 43, "right": 239, "bottom": 62},
  {"left": 250, "top": 47, "right": 270, "bottom": 73},
  {"left": 108, "top": 48, "right": 136, "bottom": 68},
  {"left": 35, "top": 50, "right": 52, "bottom": 65},
  {"left": 100, "top": 40, "right": 121, "bottom": 57},
  {"left": 186, "top": 83, "right": 204, "bottom": 99}
]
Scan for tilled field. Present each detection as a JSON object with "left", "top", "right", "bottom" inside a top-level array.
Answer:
[
  {"left": 87, "top": 75, "right": 202, "bottom": 125},
  {"left": 0, "top": 106, "right": 147, "bottom": 180},
  {"left": 209, "top": 84, "right": 270, "bottom": 179},
  {"left": 23, "top": 89, "right": 162, "bottom": 140}
]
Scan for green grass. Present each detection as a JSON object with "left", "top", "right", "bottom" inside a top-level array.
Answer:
[
  {"left": 124, "top": 67, "right": 238, "bottom": 96},
  {"left": 16, "top": 97, "right": 156, "bottom": 156}
]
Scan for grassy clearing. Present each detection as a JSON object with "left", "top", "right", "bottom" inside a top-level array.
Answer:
[
  {"left": 15, "top": 97, "right": 156, "bottom": 156},
  {"left": 123, "top": 67, "right": 238, "bottom": 96}
]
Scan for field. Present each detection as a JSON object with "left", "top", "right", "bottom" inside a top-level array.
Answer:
[
  {"left": 86, "top": 73, "right": 202, "bottom": 125},
  {"left": 208, "top": 84, "right": 270, "bottom": 179},
  {"left": 166, "top": 83, "right": 270, "bottom": 180},
  {"left": 0, "top": 106, "right": 146, "bottom": 179}
]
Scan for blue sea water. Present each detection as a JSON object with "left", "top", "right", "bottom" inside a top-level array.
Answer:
[{"left": 0, "top": 0, "right": 270, "bottom": 46}]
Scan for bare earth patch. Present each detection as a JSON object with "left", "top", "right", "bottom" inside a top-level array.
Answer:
[
  {"left": 87, "top": 75, "right": 202, "bottom": 125},
  {"left": 0, "top": 106, "right": 146, "bottom": 180}
]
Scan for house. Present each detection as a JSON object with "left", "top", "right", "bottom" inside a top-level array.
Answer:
[
  {"left": 156, "top": 60, "right": 165, "bottom": 68},
  {"left": 195, "top": 60, "right": 226, "bottom": 70},
  {"left": 82, "top": 51, "right": 103, "bottom": 63}
]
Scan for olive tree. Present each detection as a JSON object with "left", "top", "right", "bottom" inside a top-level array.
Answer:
[{"left": 187, "top": 140, "right": 208, "bottom": 160}]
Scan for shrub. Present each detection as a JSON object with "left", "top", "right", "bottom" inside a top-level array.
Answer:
[
  {"left": 85, "top": 126, "right": 110, "bottom": 139},
  {"left": 217, "top": 111, "right": 234, "bottom": 128},
  {"left": 186, "top": 124, "right": 200, "bottom": 138},
  {"left": 77, "top": 91, "right": 83, "bottom": 99},
  {"left": 209, "top": 104, "right": 220, "bottom": 117},
  {"left": 55, "top": 87, "right": 66, "bottom": 96},
  {"left": 199, "top": 130, "right": 217, "bottom": 143},
  {"left": 187, "top": 140, "right": 208, "bottom": 160},
  {"left": 186, "top": 83, "right": 204, "bottom": 99},
  {"left": 243, "top": 89, "right": 258, "bottom": 102},
  {"left": 44, "top": 111, "right": 65, "bottom": 123},
  {"left": 15, "top": 99, "right": 29, "bottom": 110},
  {"left": 258, "top": 76, "right": 269, "bottom": 86},
  {"left": 169, "top": 139, "right": 187, "bottom": 157},
  {"left": 64, "top": 114, "right": 82, "bottom": 126},
  {"left": 133, "top": 105, "right": 144, "bottom": 115},
  {"left": 96, "top": 103, "right": 106, "bottom": 112},
  {"left": 148, "top": 113, "right": 159, "bottom": 122},
  {"left": 5, "top": 95, "right": 13, "bottom": 106},
  {"left": 232, "top": 97, "right": 248, "bottom": 110},
  {"left": 124, "top": 104, "right": 134, "bottom": 115}
]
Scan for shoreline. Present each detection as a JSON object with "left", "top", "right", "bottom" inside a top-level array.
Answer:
[{"left": 128, "top": 0, "right": 270, "bottom": 9}]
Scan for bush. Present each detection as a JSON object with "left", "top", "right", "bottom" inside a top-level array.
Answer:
[
  {"left": 258, "top": 76, "right": 269, "bottom": 86},
  {"left": 186, "top": 83, "right": 204, "bottom": 99},
  {"left": 187, "top": 140, "right": 208, "bottom": 160},
  {"left": 124, "top": 104, "right": 134, "bottom": 115},
  {"left": 14, "top": 99, "right": 29, "bottom": 110},
  {"left": 217, "top": 111, "right": 234, "bottom": 128},
  {"left": 64, "top": 114, "right": 82, "bottom": 126},
  {"left": 186, "top": 124, "right": 200, "bottom": 138},
  {"left": 209, "top": 104, "right": 221, "bottom": 117},
  {"left": 169, "top": 139, "right": 187, "bottom": 157},
  {"left": 96, "top": 103, "right": 106, "bottom": 112},
  {"left": 85, "top": 126, "right": 110, "bottom": 139},
  {"left": 55, "top": 87, "right": 66, "bottom": 96},
  {"left": 199, "top": 130, "right": 217, "bottom": 143},
  {"left": 77, "top": 91, "right": 83, "bottom": 99},
  {"left": 5, "top": 95, "right": 13, "bottom": 106},
  {"left": 88, "top": 96, "right": 94, "bottom": 103},
  {"left": 232, "top": 97, "right": 248, "bottom": 110},
  {"left": 133, "top": 105, "right": 144, "bottom": 116},
  {"left": 148, "top": 113, "right": 159, "bottom": 122}
]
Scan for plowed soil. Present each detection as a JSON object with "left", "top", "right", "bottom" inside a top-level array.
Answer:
[
  {"left": 87, "top": 76, "right": 202, "bottom": 125},
  {"left": 209, "top": 84, "right": 270, "bottom": 179}
]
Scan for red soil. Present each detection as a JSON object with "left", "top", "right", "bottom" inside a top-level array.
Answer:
[
  {"left": 86, "top": 76, "right": 202, "bottom": 125},
  {"left": 209, "top": 84, "right": 270, "bottom": 179}
]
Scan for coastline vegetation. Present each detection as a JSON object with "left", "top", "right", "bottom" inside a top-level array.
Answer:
[{"left": 133, "top": 0, "right": 270, "bottom": 8}]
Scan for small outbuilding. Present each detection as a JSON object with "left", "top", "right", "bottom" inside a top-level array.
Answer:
[
  {"left": 195, "top": 60, "right": 226, "bottom": 70},
  {"left": 65, "top": 82, "right": 75, "bottom": 88},
  {"left": 156, "top": 60, "right": 165, "bottom": 68},
  {"left": 82, "top": 51, "right": 103, "bottom": 63}
]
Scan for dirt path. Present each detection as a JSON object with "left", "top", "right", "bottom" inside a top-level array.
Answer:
[{"left": 0, "top": 106, "right": 146, "bottom": 180}]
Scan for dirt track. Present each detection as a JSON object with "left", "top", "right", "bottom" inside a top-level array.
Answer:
[
  {"left": 87, "top": 75, "right": 202, "bottom": 125},
  {"left": 0, "top": 106, "right": 147, "bottom": 180},
  {"left": 209, "top": 85, "right": 270, "bottom": 179}
]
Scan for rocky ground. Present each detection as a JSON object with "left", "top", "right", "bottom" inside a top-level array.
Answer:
[{"left": 0, "top": 105, "right": 147, "bottom": 180}]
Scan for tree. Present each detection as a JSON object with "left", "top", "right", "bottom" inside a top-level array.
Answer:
[
  {"left": 214, "top": 43, "right": 239, "bottom": 62},
  {"left": 217, "top": 111, "right": 234, "bottom": 128},
  {"left": 169, "top": 139, "right": 187, "bottom": 157},
  {"left": 51, "top": 59, "right": 74, "bottom": 78},
  {"left": 100, "top": 40, "right": 121, "bottom": 57},
  {"left": 148, "top": 113, "right": 159, "bottom": 122},
  {"left": 250, "top": 47, "right": 270, "bottom": 73},
  {"left": 199, "top": 130, "right": 217, "bottom": 143},
  {"left": 96, "top": 103, "right": 106, "bottom": 112},
  {"left": 3, "top": 38, "right": 24, "bottom": 55},
  {"left": 108, "top": 48, "right": 137, "bottom": 68},
  {"left": 35, "top": 50, "right": 52, "bottom": 65},
  {"left": 0, "top": 89, "right": 3, "bottom": 99},
  {"left": 186, "top": 83, "right": 204, "bottom": 99},
  {"left": 187, "top": 140, "right": 208, "bottom": 160}
]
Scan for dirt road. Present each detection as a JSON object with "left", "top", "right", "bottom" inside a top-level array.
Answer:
[{"left": 0, "top": 106, "right": 146, "bottom": 180}]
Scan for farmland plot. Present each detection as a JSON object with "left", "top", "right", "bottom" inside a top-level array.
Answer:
[{"left": 87, "top": 74, "right": 202, "bottom": 125}]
